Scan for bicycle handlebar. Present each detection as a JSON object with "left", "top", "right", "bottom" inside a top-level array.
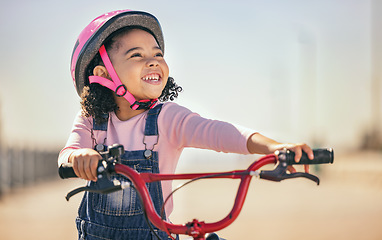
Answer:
[
  {"left": 58, "top": 145, "right": 334, "bottom": 240},
  {"left": 282, "top": 148, "right": 334, "bottom": 165},
  {"left": 58, "top": 165, "right": 77, "bottom": 179},
  {"left": 58, "top": 148, "right": 333, "bottom": 179}
]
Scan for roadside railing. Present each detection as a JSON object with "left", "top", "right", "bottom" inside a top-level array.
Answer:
[{"left": 0, "top": 146, "right": 59, "bottom": 198}]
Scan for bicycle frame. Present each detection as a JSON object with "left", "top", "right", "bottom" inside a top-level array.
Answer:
[{"left": 113, "top": 154, "right": 277, "bottom": 240}]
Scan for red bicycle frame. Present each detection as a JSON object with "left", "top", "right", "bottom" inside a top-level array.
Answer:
[
  {"left": 113, "top": 154, "right": 277, "bottom": 240},
  {"left": 60, "top": 147, "right": 333, "bottom": 240}
]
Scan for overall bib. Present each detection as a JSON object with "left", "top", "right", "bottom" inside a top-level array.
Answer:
[{"left": 76, "top": 104, "right": 174, "bottom": 240}]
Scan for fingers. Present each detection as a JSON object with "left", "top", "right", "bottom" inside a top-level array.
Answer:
[
  {"left": 275, "top": 143, "right": 313, "bottom": 174},
  {"left": 81, "top": 157, "right": 99, "bottom": 181},
  {"left": 287, "top": 166, "right": 296, "bottom": 173},
  {"left": 291, "top": 143, "right": 313, "bottom": 162},
  {"left": 304, "top": 164, "right": 310, "bottom": 173},
  {"left": 301, "top": 144, "right": 314, "bottom": 160},
  {"left": 293, "top": 147, "right": 303, "bottom": 163},
  {"left": 299, "top": 144, "right": 313, "bottom": 173},
  {"left": 288, "top": 164, "right": 310, "bottom": 174},
  {"left": 69, "top": 149, "right": 102, "bottom": 181}
]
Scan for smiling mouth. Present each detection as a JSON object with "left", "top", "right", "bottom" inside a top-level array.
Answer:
[{"left": 142, "top": 73, "right": 162, "bottom": 84}]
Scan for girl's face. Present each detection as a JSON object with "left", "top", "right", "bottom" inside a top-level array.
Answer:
[{"left": 108, "top": 29, "right": 169, "bottom": 102}]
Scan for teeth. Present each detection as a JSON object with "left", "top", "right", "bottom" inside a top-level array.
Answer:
[{"left": 143, "top": 74, "right": 160, "bottom": 81}]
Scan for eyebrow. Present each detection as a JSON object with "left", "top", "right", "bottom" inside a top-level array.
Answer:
[
  {"left": 125, "top": 46, "right": 162, "bottom": 55},
  {"left": 125, "top": 47, "right": 142, "bottom": 56}
]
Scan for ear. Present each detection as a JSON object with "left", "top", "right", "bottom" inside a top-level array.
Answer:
[{"left": 93, "top": 65, "right": 110, "bottom": 79}]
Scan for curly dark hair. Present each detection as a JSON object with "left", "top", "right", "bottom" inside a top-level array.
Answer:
[
  {"left": 81, "top": 77, "right": 182, "bottom": 124},
  {"left": 80, "top": 28, "right": 182, "bottom": 124}
]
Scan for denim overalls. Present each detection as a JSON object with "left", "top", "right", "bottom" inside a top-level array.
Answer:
[{"left": 76, "top": 104, "right": 174, "bottom": 239}]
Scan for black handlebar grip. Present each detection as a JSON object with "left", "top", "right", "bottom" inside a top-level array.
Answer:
[
  {"left": 282, "top": 148, "right": 334, "bottom": 165},
  {"left": 58, "top": 163, "right": 78, "bottom": 179}
]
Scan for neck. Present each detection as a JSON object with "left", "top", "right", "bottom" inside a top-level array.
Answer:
[{"left": 114, "top": 96, "right": 146, "bottom": 121}]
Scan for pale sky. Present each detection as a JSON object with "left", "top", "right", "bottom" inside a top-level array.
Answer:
[{"left": 0, "top": 0, "right": 378, "bottom": 151}]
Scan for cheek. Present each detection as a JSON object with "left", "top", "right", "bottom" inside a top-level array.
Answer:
[
  {"left": 162, "top": 78, "right": 168, "bottom": 88},
  {"left": 161, "top": 60, "right": 170, "bottom": 77},
  {"left": 119, "top": 64, "right": 141, "bottom": 81}
]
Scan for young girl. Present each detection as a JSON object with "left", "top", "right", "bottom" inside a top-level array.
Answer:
[{"left": 59, "top": 9, "right": 314, "bottom": 240}]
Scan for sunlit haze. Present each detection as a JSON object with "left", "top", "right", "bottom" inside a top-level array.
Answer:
[{"left": 0, "top": 0, "right": 380, "bottom": 152}]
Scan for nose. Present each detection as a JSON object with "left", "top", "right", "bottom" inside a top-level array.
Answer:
[{"left": 146, "top": 58, "right": 159, "bottom": 68}]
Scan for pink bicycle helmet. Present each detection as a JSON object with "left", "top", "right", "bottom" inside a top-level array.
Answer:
[{"left": 70, "top": 10, "right": 165, "bottom": 109}]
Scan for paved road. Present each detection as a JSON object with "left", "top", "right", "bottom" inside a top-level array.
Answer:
[{"left": 0, "top": 151, "right": 381, "bottom": 240}]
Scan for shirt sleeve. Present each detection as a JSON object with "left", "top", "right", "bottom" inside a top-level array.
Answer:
[
  {"left": 160, "top": 103, "right": 255, "bottom": 154},
  {"left": 58, "top": 111, "right": 94, "bottom": 166}
]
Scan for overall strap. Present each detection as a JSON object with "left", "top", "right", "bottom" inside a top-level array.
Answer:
[
  {"left": 143, "top": 104, "right": 163, "bottom": 158},
  {"left": 92, "top": 114, "right": 109, "bottom": 151},
  {"left": 91, "top": 105, "right": 163, "bottom": 156},
  {"left": 144, "top": 104, "right": 163, "bottom": 136},
  {"left": 93, "top": 114, "right": 109, "bottom": 131}
]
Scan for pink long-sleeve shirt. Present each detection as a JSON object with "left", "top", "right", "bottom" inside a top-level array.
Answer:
[{"left": 59, "top": 102, "right": 254, "bottom": 215}]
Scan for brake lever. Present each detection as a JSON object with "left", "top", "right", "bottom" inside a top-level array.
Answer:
[
  {"left": 65, "top": 177, "right": 127, "bottom": 201},
  {"left": 65, "top": 144, "right": 128, "bottom": 201},
  {"left": 259, "top": 155, "right": 320, "bottom": 185}
]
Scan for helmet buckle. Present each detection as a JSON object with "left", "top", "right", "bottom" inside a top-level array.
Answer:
[{"left": 115, "top": 84, "right": 127, "bottom": 97}]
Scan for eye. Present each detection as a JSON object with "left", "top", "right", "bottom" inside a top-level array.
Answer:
[
  {"left": 130, "top": 53, "right": 142, "bottom": 58},
  {"left": 155, "top": 52, "right": 164, "bottom": 58}
]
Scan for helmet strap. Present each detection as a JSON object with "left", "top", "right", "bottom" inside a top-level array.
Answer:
[{"left": 88, "top": 45, "right": 157, "bottom": 110}]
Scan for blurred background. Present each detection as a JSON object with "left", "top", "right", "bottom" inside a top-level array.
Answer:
[{"left": 0, "top": 0, "right": 381, "bottom": 239}]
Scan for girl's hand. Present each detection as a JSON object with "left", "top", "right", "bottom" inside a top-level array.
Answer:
[
  {"left": 69, "top": 148, "right": 102, "bottom": 181},
  {"left": 272, "top": 143, "right": 314, "bottom": 173},
  {"left": 247, "top": 133, "right": 314, "bottom": 173}
]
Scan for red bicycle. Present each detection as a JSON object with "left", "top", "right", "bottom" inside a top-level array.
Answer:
[{"left": 59, "top": 144, "right": 333, "bottom": 240}]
